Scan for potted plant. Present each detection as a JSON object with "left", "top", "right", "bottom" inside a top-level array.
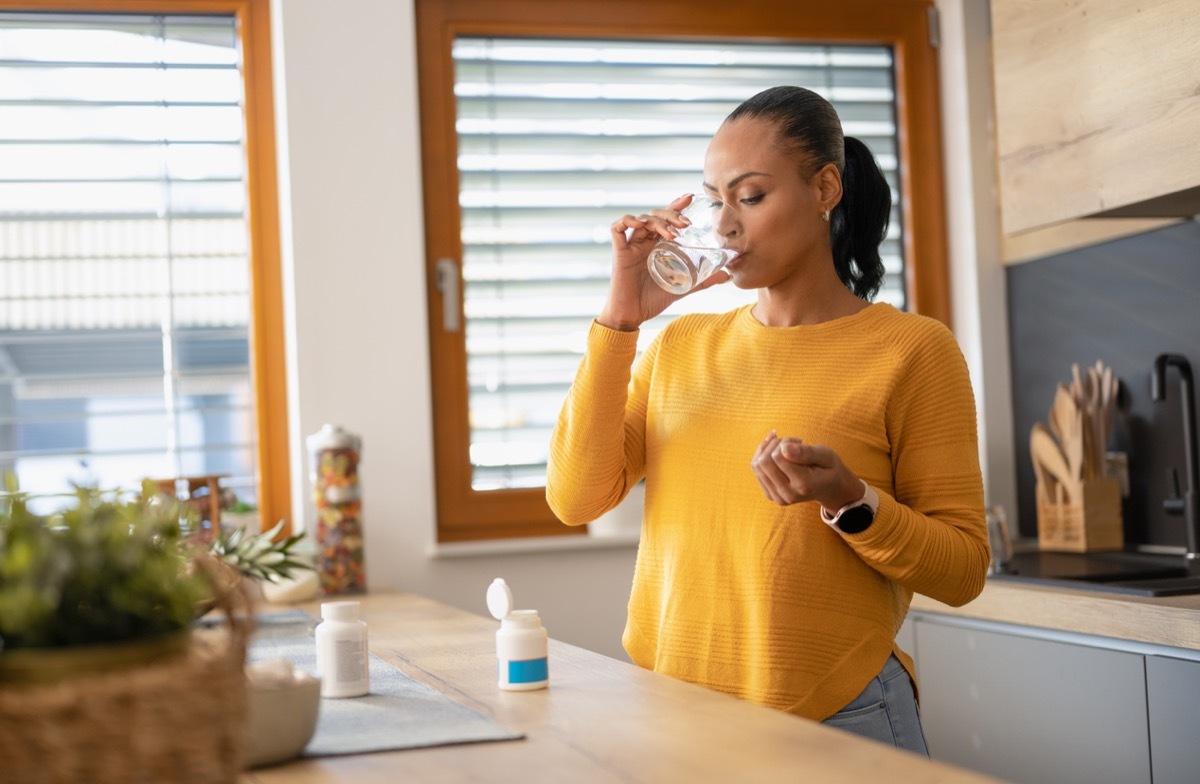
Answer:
[
  {"left": 0, "top": 477, "right": 315, "bottom": 782},
  {"left": 0, "top": 478, "right": 313, "bottom": 682}
]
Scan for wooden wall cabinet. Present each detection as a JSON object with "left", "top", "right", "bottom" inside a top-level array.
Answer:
[{"left": 991, "top": 0, "right": 1200, "bottom": 239}]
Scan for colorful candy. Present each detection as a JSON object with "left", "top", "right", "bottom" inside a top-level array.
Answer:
[{"left": 306, "top": 424, "right": 366, "bottom": 595}]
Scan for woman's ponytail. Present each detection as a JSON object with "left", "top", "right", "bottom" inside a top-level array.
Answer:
[{"left": 830, "top": 136, "right": 890, "bottom": 300}]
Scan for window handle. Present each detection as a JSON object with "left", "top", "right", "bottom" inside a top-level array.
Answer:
[{"left": 435, "top": 257, "right": 461, "bottom": 332}]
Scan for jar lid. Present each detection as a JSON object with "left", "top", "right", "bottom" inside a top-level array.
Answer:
[
  {"left": 486, "top": 578, "right": 514, "bottom": 620},
  {"left": 306, "top": 424, "right": 361, "bottom": 452}
]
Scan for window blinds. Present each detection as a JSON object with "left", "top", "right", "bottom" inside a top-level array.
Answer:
[
  {"left": 452, "top": 37, "right": 905, "bottom": 491},
  {"left": 0, "top": 12, "right": 256, "bottom": 504}
]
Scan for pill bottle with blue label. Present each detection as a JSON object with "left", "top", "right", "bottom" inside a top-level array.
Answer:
[{"left": 486, "top": 578, "right": 549, "bottom": 691}]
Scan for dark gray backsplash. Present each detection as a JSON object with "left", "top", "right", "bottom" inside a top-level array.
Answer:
[{"left": 1006, "top": 219, "right": 1200, "bottom": 545}]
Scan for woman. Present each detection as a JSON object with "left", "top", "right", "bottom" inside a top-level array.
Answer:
[{"left": 546, "top": 85, "right": 988, "bottom": 754}]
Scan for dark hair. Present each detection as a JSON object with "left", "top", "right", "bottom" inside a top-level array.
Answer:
[{"left": 724, "top": 86, "right": 891, "bottom": 300}]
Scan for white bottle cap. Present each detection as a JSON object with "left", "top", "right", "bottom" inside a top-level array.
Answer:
[
  {"left": 486, "top": 578, "right": 514, "bottom": 620},
  {"left": 321, "top": 600, "right": 361, "bottom": 621}
]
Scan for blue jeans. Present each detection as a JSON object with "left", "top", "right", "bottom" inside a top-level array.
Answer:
[{"left": 821, "top": 654, "right": 929, "bottom": 756}]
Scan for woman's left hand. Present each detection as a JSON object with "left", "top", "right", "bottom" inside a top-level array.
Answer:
[{"left": 752, "top": 432, "right": 864, "bottom": 511}]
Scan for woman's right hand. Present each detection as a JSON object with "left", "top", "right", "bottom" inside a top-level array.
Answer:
[{"left": 596, "top": 194, "right": 729, "bottom": 331}]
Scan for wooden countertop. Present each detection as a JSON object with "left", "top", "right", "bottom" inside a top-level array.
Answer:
[
  {"left": 910, "top": 578, "right": 1200, "bottom": 651},
  {"left": 242, "top": 593, "right": 1001, "bottom": 783}
]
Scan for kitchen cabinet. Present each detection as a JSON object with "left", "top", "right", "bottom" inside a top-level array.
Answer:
[
  {"left": 914, "top": 617, "right": 1151, "bottom": 784},
  {"left": 990, "top": 0, "right": 1200, "bottom": 237},
  {"left": 907, "top": 583, "right": 1200, "bottom": 781},
  {"left": 1146, "top": 655, "right": 1200, "bottom": 784}
]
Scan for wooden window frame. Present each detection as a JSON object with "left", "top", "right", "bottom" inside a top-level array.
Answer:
[
  {"left": 0, "top": 0, "right": 292, "bottom": 534},
  {"left": 416, "top": 0, "right": 950, "bottom": 542}
]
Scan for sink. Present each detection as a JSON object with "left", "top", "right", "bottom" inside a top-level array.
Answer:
[{"left": 992, "top": 550, "right": 1200, "bottom": 596}]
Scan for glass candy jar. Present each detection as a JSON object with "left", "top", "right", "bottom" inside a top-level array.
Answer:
[{"left": 306, "top": 424, "right": 366, "bottom": 595}]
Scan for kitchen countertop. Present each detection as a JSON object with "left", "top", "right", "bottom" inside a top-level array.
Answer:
[
  {"left": 242, "top": 592, "right": 1002, "bottom": 783},
  {"left": 910, "top": 576, "right": 1200, "bottom": 651}
]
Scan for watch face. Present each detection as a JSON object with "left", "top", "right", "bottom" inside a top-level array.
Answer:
[{"left": 837, "top": 505, "right": 875, "bottom": 534}]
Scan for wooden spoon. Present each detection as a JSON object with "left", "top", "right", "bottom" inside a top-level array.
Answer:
[
  {"left": 1080, "top": 406, "right": 1095, "bottom": 481},
  {"left": 1030, "top": 438, "right": 1057, "bottom": 505},
  {"left": 1052, "top": 385, "right": 1080, "bottom": 474},
  {"left": 1031, "top": 422, "right": 1076, "bottom": 504},
  {"left": 1066, "top": 408, "right": 1085, "bottom": 487},
  {"left": 1050, "top": 383, "right": 1074, "bottom": 444}
]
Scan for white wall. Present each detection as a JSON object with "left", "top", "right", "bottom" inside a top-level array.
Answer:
[
  {"left": 937, "top": 0, "right": 1018, "bottom": 521},
  {"left": 268, "top": 0, "right": 1014, "bottom": 659},
  {"left": 270, "top": 0, "right": 637, "bottom": 660}
]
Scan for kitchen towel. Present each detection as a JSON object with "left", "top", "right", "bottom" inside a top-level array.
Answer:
[{"left": 246, "top": 611, "right": 524, "bottom": 756}]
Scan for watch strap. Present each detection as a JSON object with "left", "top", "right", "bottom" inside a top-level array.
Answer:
[{"left": 820, "top": 480, "right": 879, "bottom": 530}]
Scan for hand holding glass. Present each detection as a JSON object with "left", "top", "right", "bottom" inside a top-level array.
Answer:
[{"left": 646, "top": 196, "right": 738, "bottom": 295}]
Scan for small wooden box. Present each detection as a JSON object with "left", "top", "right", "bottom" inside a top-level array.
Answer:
[{"left": 1036, "top": 478, "right": 1123, "bottom": 552}]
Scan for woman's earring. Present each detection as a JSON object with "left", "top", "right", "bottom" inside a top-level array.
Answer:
[{"left": 821, "top": 209, "right": 830, "bottom": 223}]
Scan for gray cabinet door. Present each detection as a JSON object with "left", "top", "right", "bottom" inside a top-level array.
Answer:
[
  {"left": 1146, "top": 655, "right": 1200, "bottom": 784},
  {"left": 915, "top": 618, "right": 1150, "bottom": 784}
]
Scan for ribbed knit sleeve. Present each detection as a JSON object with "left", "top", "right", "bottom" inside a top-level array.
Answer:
[
  {"left": 545, "top": 321, "right": 647, "bottom": 525},
  {"left": 838, "top": 319, "right": 990, "bottom": 607}
]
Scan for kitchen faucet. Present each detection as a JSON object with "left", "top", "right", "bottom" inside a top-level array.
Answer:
[{"left": 1150, "top": 353, "right": 1200, "bottom": 571}]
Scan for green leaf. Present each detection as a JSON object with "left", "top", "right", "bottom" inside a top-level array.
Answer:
[{"left": 0, "top": 480, "right": 210, "bottom": 649}]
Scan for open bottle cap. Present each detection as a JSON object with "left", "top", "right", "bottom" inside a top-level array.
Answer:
[{"left": 486, "top": 578, "right": 514, "bottom": 620}]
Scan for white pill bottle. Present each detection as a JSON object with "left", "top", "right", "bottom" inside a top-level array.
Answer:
[
  {"left": 486, "top": 578, "right": 549, "bottom": 691},
  {"left": 314, "top": 600, "right": 370, "bottom": 697}
]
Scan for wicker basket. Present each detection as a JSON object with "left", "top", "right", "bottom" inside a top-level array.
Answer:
[{"left": 0, "top": 561, "right": 253, "bottom": 784}]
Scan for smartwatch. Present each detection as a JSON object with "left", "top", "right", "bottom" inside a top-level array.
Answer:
[{"left": 820, "top": 481, "right": 879, "bottom": 534}]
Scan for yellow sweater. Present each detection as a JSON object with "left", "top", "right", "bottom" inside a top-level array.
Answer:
[{"left": 547, "top": 303, "right": 989, "bottom": 721}]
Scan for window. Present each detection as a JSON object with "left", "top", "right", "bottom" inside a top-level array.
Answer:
[
  {"left": 417, "top": 0, "right": 949, "bottom": 542},
  {"left": 0, "top": 0, "right": 289, "bottom": 530}
]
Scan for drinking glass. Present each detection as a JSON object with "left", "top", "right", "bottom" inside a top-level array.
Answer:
[
  {"left": 646, "top": 195, "right": 738, "bottom": 295},
  {"left": 986, "top": 505, "right": 1012, "bottom": 575}
]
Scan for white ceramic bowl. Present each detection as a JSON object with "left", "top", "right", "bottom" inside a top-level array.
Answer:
[{"left": 244, "top": 669, "right": 321, "bottom": 768}]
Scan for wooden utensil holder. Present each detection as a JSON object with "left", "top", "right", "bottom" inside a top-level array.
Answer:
[{"left": 1036, "top": 478, "right": 1123, "bottom": 552}]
